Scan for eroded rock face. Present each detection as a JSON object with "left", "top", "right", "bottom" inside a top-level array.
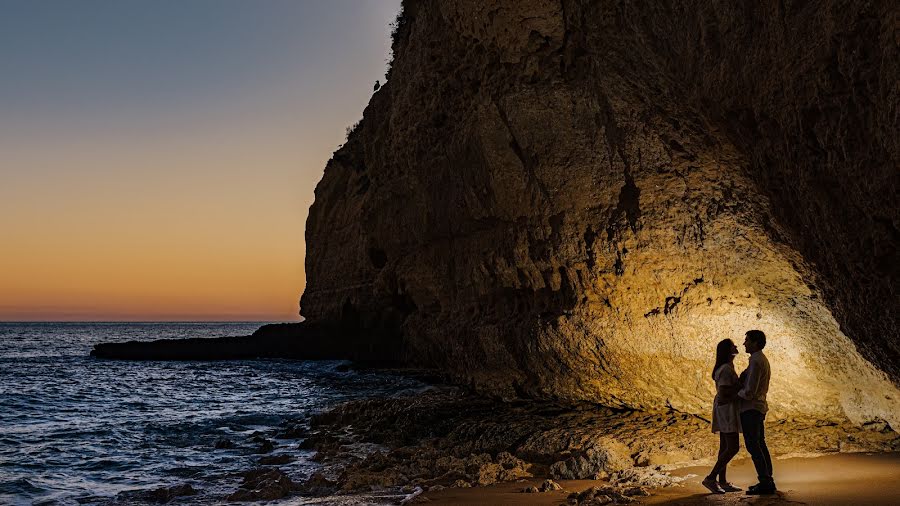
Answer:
[{"left": 301, "top": 0, "right": 900, "bottom": 426}]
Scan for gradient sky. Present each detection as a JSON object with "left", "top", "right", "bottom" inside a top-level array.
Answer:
[{"left": 0, "top": 0, "right": 401, "bottom": 322}]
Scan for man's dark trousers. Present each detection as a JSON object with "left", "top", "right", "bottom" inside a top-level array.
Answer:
[{"left": 740, "top": 409, "right": 774, "bottom": 485}]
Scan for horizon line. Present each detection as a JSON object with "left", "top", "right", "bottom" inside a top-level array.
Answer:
[{"left": 0, "top": 319, "right": 303, "bottom": 324}]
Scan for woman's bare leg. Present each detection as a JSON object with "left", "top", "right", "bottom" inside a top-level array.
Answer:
[
  {"left": 708, "top": 432, "right": 739, "bottom": 481},
  {"left": 717, "top": 433, "right": 740, "bottom": 484}
]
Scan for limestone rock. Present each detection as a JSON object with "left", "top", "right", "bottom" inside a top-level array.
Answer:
[
  {"left": 116, "top": 484, "right": 197, "bottom": 503},
  {"left": 275, "top": 421, "right": 308, "bottom": 439},
  {"left": 621, "top": 486, "right": 651, "bottom": 497},
  {"left": 464, "top": 451, "right": 532, "bottom": 486},
  {"left": 550, "top": 437, "right": 632, "bottom": 479},
  {"left": 299, "top": 471, "right": 337, "bottom": 497},
  {"left": 227, "top": 469, "right": 298, "bottom": 502},
  {"left": 302, "top": 0, "right": 900, "bottom": 426},
  {"left": 252, "top": 438, "right": 275, "bottom": 454},
  {"left": 539, "top": 479, "right": 563, "bottom": 492},
  {"left": 609, "top": 468, "right": 685, "bottom": 489},
  {"left": 570, "top": 485, "right": 634, "bottom": 505},
  {"left": 634, "top": 449, "right": 691, "bottom": 467}
]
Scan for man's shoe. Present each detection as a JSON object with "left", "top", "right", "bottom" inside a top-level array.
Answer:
[
  {"left": 718, "top": 482, "right": 742, "bottom": 492},
  {"left": 746, "top": 483, "right": 776, "bottom": 495},
  {"left": 701, "top": 477, "right": 725, "bottom": 494},
  {"left": 747, "top": 480, "right": 776, "bottom": 492}
]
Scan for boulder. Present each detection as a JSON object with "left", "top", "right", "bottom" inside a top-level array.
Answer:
[
  {"left": 227, "top": 469, "right": 298, "bottom": 502},
  {"left": 539, "top": 479, "right": 563, "bottom": 492},
  {"left": 550, "top": 438, "right": 632, "bottom": 479},
  {"left": 116, "top": 484, "right": 197, "bottom": 503}
]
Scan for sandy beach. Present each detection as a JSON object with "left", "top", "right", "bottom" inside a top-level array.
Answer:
[{"left": 423, "top": 452, "right": 900, "bottom": 505}]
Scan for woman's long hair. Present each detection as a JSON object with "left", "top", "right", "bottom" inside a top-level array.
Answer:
[{"left": 712, "top": 339, "right": 736, "bottom": 380}]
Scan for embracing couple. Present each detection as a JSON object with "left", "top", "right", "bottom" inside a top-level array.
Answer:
[{"left": 702, "top": 329, "right": 776, "bottom": 495}]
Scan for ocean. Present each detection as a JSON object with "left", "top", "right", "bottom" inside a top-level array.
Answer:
[{"left": 0, "top": 322, "right": 425, "bottom": 505}]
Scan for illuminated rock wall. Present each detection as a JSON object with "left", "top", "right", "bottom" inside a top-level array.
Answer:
[{"left": 302, "top": 0, "right": 900, "bottom": 426}]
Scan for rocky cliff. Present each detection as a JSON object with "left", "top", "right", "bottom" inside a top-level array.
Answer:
[{"left": 301, "top": 0, "right": 900, "bottom": 427}]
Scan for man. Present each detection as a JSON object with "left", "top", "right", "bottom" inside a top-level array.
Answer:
[{"left": 738, "top": 329, "right": 776, "bottom": 495}]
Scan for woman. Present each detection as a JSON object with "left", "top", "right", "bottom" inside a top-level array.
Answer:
[{"left": 701, "top": 338, "right": 743, "bottom": 494}]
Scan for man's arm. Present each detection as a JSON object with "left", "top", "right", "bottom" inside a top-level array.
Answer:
[{"left": 738, "top": 358, "right": 760, "bottom": 400}]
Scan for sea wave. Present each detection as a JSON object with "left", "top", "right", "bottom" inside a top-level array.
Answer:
[{"left": 0, "top": 322, "right": 423, "bottom": 505}]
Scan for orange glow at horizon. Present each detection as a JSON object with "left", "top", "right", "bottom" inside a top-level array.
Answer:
[
  {"left": 1, "top": 122, "right": 313, "bottom": 321},
  {"left": 0, "top": 76, "right": 381, "bottom": 323}
]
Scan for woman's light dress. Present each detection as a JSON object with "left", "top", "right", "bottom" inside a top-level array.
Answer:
[{"left": 711, "top": 363, "right": 742, "bottom": 433}]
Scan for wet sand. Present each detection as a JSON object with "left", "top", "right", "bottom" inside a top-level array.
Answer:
[{"left": 423, "top": 452, "right": 900, "bottom": 505}]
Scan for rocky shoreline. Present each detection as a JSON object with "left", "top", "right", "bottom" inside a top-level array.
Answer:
[
  {"left": 99, "top": 380, "right": 899, "bottom": 504},
  {"left": 148, "top": 385, "right": 892, "bottom": 504},
  {"left": 295, "top": 387, "right": 898, "bottom": 502}
]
